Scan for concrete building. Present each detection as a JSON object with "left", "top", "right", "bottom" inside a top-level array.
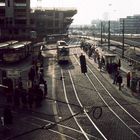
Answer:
[
  {"left": 0, "top": 0, "right": 77, "bottom": 41},
  {"left": 120, "top": 15, "right": 140, "bottom": 34},
  {"left": 31, "top": 8, "right": 77, "bottom": 40},
  {"left": 0, "top": 0, "right": 30, "bottom": 40}
]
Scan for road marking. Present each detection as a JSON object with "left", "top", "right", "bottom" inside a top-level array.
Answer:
[{"left": 51, "top": 56, "right": 66, "bottom": 140}]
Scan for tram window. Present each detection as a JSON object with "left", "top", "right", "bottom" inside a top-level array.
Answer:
[
  {"left": 57, "top": 40, "right": 68, "bottom": 46},
  {"left": 60, "top": 48, "right": 69, "bottom": 56}
]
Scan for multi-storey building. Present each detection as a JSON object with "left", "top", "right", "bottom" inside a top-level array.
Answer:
[
  {"left": 31, "top": 8, "right": 77, "bottom": 39},
  {"left": 0, "top": 0, "right": 30, "bottom": 40},
  {"left": 120, "top": 15, "right": 140, "bottom": 34},
  {"left": 0, "top": 0, "right": 77, "bottom": 41}
]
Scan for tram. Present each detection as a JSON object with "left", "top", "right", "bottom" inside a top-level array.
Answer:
[
  {"left": 1, "top": 41, "right": 32, "bottom": 63},
  {"left": 57, "top": 40, "right": 69, "bottom": 64}
]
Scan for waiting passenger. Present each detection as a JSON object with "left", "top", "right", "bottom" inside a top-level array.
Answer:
[{"left": 117, "top": 74, "right": 123, "bottom": 90}]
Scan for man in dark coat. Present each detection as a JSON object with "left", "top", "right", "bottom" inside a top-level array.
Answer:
[
  {"left": 117, "top": 74, "right": 123, "bottom": 90},
  {"left": 34, "top": 85, "right": 43, "bottom": 107},
  {"left": 3, "top": 105, "right": 13, "bottom": 125},
  {"left": 79, "top": 53, "right": 87, "bottom": 74}
]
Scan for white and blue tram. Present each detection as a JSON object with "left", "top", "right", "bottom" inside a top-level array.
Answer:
[{"left": 0, "top": 41, "right": 32, "bottom": 63}]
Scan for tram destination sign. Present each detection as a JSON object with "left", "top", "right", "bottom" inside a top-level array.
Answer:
[{"left": 7, "top": 69, "right": 21, "bottom": 78}]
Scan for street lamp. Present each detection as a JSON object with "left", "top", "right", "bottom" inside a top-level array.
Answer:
[
  {"left": 108, "top": 20, "right": 110, "bottom": 50},
  {"left": 122, "top": 19, "right": 125, "bottom": 58},
  {"left": 107, "top": 4, "right": 112, "bottom": 51},
  {"left": 101, "top": 21, "right": 103, "bottom": 46}
]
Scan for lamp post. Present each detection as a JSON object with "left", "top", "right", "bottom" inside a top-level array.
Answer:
[
  {"left": 107, "top": 4, "right": 112, "bottom": 51},
  {"left": 122, "top": 19, "right": 125, "bottom": 58},
  {"left": 108, "top": 20, "right": 110, "bottom": 50},
  {"left": 101, "top": 21, "right": 103, "bottom": 46}
]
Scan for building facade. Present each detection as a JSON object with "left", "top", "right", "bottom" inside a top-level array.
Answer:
[
  {"left": 0, "top": 0, "right": 77, "bottom": 41},
  {"left": 31, "top": 8, "right": 77, "bottom": 39},
  {"left": 0, "top": 0, "right": 30, "bottom": 40},
  {"left": 120, "top": 15, "right": 140, "bottom": 34}
]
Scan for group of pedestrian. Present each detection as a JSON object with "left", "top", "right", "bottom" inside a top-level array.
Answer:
[
  {"left": 26, "top": 59, "right": 48, "bottom": 108},
  {"left": 113, "top": 71, "right": 123, "bottom": 90},
  {"left": 1, "top": 57, "right": 48, "bottom": 109},
  {"left": 80, "top": 41, "right": 124, "bottom": 90}
]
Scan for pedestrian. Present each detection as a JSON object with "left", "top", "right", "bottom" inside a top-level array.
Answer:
[
  {"left": 28, "top": 87, "right": 35, "bottom": 109},
  {"left": 13, "top": 86, "right": 21, "bottom": 108},
  {"left": 97, "top": 54, "right": 100, "bottom": 64},
  {"left": 39, "top": 71, "right": 44, "bottom": 84},
  {"left": 4, "top": 78, "right": 13, "bottom": 104},
  {"left": 34, "top": 85, "right": 43, "bottom": 107},
  {"left": 79, "top": 53, "right": 87, "bottom": 74},
  {"left": 43, "top": 80, "right": 48, "bottom": 98},
  {"left": 113, "top": 71, "right": 119, "bottom": 84},
  {"left": 17, "top": 77, "right": 23, "bottom": 88},
  {"left": 118, "top": 59, "right": 121, "bottom": 70},
  {"left": 98, "top": 60, "right": 102, "bottom": 71},
  {"left": 28, "top": 66, "right": 36, "bottom": 85},
  {"left": 117, "top": 74, "right": 123, "bottom": 90},
  {"left": 101, "top": 56, "right": 105, "bottom": 68},
  {"left": 3, "top": 105, "right": 13, "bottom": 125},
  {"left": 127, "top": 72, "right": 131, "bottom": 88},
  {"left": 20, "top": 85, "right": 27, "bottom": 108}
]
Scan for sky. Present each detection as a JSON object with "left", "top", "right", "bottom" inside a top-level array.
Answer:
[{"left": 31, "top": 0, "right": 140, "bottom": 25}]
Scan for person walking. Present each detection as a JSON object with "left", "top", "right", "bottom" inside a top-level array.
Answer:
[
  {"left": 34, "top": 85, "right": 43, "bottom": 107},
  {"left": 20, "top": 85, "right": 27, "bottom": 108},
  {"left": 117, "top": 74, "right": 123, "bottom": 90},
  {"left": 118, "top": 59, "right": 121, "bottom": 70},
  {"left": 127, "top": 72, "right": 131, "bottom": 88},
  {"left": 3, "top": 105, "right": 13, "bottom": 125},
  {"left": 113, "top": 71, "right": 119, "bottom": 84},
  {"left": 28, "top": 87, "right": 35, "bottom": 109},
  {"left": 43, "top": 80, "right": 48, "bottom": 98},
  {"left": 28, "top": 66, "right": 36, "bottom": 86},
  {"left": 13, "top": 86, "right": 21, "bottom": 108}
]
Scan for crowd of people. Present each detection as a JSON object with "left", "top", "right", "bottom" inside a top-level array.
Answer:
[
  {"left": 0, "top": 51, "right": 48, "bottom": 125},
  {"left": 2, "top": 56, "right": 48, "bottom": 110},
  {"left": 80, "top": 41, "right": 123, "bottom": 90}
]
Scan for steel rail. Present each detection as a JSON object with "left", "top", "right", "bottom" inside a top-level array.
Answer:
[{"left": 73, "top": 54, "right": 140, "bottom": 138}]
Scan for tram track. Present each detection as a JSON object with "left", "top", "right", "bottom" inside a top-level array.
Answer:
[
  {"left": 70, "top": 48, "right": 140, "bottom": 139},
  {"left": 22, "top": 115, "right": 89, "bottom": 140},
  {"left": 60, "top": 68, "right": 104, "bottom": 140},
  {"left": 4, "top": 40, "right": 140, "bottom": 140}
]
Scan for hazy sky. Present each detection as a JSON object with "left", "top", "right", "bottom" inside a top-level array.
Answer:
[{"left": 31, "top": 0, "right": 140, "bottom": 25}]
